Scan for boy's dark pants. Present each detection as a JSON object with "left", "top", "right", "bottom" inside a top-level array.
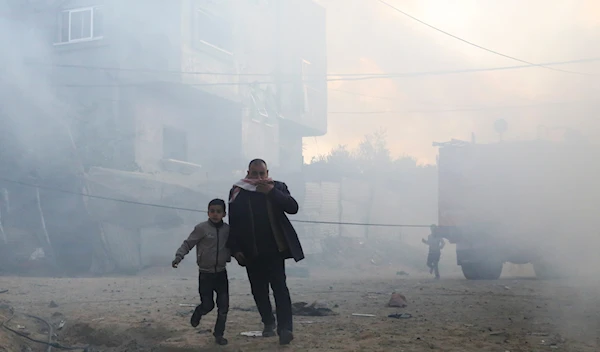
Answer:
[
  {"left": 427, "top": 251, "right": 441, "bottom": 277},
  {"left": 197, "top": 270, "right": 229, "bottom": 337},
  {"left": 246, "top": 253, "right": 293, "bottom": 334}
]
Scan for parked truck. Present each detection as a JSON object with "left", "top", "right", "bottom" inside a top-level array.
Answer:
[{"left": 433, "top": 138, "right": 599, "bottom": 280}]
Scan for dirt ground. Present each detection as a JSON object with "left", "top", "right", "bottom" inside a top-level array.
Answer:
[{"left": 0, "top": 264, "right": 599, "bottom": 352}]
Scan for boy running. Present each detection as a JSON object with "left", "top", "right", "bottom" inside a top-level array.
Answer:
[
  {"left": 172, "top": 199, "right": 231, "bottom": 345},
  {"left": 422, "top": 225, "right": 445, "bottom": 279}
]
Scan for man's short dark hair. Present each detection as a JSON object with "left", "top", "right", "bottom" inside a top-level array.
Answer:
[
  {"left": 208, "top": 198, "right": 226, "bottom": 212},
  {"left": 248, "top": 158, "right": 267, "bottom": 169}
]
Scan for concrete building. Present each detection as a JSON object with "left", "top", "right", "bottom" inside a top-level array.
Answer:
[
  {"left": 0, "top": 0, "right": 327, "bottom": 274},
  {"left": 35, "top": 0, "right": 327, "bottom": 175}
]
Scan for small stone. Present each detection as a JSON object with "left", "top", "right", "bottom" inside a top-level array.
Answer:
[{"left": 388, "top": 292, "right": 408, "bottom": 308}]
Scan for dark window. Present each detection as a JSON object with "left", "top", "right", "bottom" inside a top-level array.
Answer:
[{"left": 162, "top": 126, "right": 188, "bottom": 161}]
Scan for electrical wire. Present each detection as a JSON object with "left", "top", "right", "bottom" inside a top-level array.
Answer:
[
  {"left": 0, "top": 308, "right": 89, "bottom": 351},
  {"left": 28, "top": 57, "right": 600, "bottom": 79},
  {"left": 91, "top": 96, "right": 597, "bottom": 114},
  {"left": 0, "top": 176, "right": 430, "bottom": 228},
  {"left": 38, "top": 57, "right": 600, "bottom": 89},
  {"left": 327, "top": 99, "right": 597, "bottom": 114},
  {"left": 376, "top": 0, "right": 597, "bottom": 76}
]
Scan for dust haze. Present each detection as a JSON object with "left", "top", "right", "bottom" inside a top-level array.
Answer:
[{"left": 1, "top": 0, "right": 599, "bottom": 351}]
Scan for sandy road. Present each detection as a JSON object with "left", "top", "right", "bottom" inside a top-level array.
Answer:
[{"left": 0, "top": 266, "right": 599, "bottom": 352}]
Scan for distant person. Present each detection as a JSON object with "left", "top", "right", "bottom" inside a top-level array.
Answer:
[
  {"left": 422, "top": 225, "right": 445, "bottom": 279},
  {"left": 227, "top": 159, "right": 304, "bottom": 346},
  {"left": 172, "top": 199, "right": 231, "bottom": 346}
]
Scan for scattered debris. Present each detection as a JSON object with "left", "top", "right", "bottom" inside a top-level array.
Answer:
[
  {"left": 396, "top": 271, "right": 409, "bottom": 276},
  {"left": 240, "top": 331, "right": 263, "bottom": 337},
  {"left": 48, "top": 301, "right": 58, "bottom": 308},
  {"left": 292, "top": 301, "right": 336, "bottom": 316},
  {"left": 388, "top": 313, "right": 412, "bottom": 319},
  {"left": 387, "top": 292, "right": 408, "bottom": 308},
  {"left": 178, "top": 303, "right": 196, "bottom": 307},
  {"left": 29, "top": 247, "right": 45, "bottom": 261},
  {"left": 57, "top": 320, "right": 65, "bottom": 330},
  {"left": 352, "top": 313, "right": 376, "bottom": 317},
  {"left": 91, "top": 317, "right": 105, "bottom": 322}
]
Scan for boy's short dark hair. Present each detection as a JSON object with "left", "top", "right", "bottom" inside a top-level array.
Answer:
[{"left": 208, "top": 198, "right": 226, "bottom": 212}]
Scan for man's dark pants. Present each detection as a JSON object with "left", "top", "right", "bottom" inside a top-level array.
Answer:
[
  {"left": 197, "top": 271, "right": 229, "bottom": 337},
  {"left": 246, "top": 253, "right": 293, "bottom": 333}
]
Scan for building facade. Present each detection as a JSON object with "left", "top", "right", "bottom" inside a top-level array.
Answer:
[
  {"left": 31, "top": 0, "right": 327, "bottom": 175},
  {"left": 0, "top": 0, "right": 327, "bottom": 273}
]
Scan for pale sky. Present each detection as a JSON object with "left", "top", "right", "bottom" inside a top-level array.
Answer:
[{"left": 304, "top": 0, "right": 600, "bottom": 165}]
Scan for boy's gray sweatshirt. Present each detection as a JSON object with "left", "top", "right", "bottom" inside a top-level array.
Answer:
[{"left": 175, "top": 220, "right": 231, "bottom": 273}]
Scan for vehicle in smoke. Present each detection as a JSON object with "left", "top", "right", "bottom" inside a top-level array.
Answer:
[{"left": 433, "top": 137, "right": 598, "bottom": 280}]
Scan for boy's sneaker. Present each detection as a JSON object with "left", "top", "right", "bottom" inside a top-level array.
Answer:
[
  {"left": 190, "top": 305, "right": 202, "bottom": 327},
  {"left": 262, "top": 323, "right": 276, "bottom": 337},
  {"left": 279, "top": 329, "right": 294, "bottom": 345},
  {"left": 214, "top": 336, "right": 228, "bottom": 345}
]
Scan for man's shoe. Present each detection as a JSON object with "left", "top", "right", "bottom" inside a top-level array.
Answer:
[
  {"left": 262, "top": 323, "right": 276, "bottom": 337},
  {"left": 279, "top": 329, "right": 294, "bottom": 345},
  {"left": 190, "top": 305, "right": 202, "bottom": 327},
  {"left": 214, "top": 336, "right": 228, "bottom": 345}
]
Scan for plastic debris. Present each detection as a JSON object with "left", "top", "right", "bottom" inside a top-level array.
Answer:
[{"left": 388, "top": 313, "right": 412, "bottom": 319}]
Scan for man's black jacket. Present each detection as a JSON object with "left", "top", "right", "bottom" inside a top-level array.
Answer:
[{"left": 226, "top": 181, "right": 305, "bottom": 263}]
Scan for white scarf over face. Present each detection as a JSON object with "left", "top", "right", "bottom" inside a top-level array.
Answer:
[{"left": 228, "top": 178, "right": 274, "bottom": 203}]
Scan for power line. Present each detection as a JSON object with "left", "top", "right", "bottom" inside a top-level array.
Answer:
[
  {"left": 29, "top": 57, "right": 600, "bottom": 78},
  {"left": 327, "top": 100, "right": 597, "bottom": 114},
  {"left": 376, "top": 0, "right": 597, "bottom": 77},
  {"left": 92, "top": 96, "right": 595, "bottom": 115},
  {"left": 326, "top": 57, "right": 600, "bottom": 81},
  {"left": 0, "top": 176, "right": 429, "bottom": 228},
  {"left": 293, "top": 219, "right": 430, "bottom": 228},
  {"left": 40, "top": 57, "right": 600, "bottom": 89},
  {"left": 28, "top": 62, "right": 273, "bottom": 76}
]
